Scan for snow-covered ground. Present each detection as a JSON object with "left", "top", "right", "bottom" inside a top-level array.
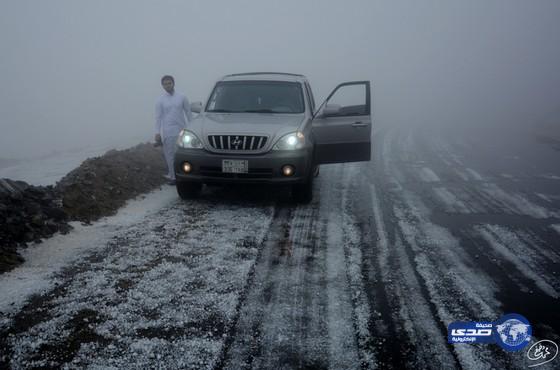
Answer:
[
  {"left": 0, "top": 187, "right": 178, "bottom": 317},
  {"left": 1, "top": 126, "right": 559, "bottom": 369}
]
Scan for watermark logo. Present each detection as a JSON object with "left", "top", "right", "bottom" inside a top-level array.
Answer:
[
  {"left": 527, "top": 340, "right": 558, "bottom": 368},
  {"left": 448, "top": 322, "right": 494, "bottom": 344},
  {"left": 493, "top": 313, "right": 532, "bottom": 352},
  {"left": 448, "top": 313, "right": 532, "bottom": 352}
]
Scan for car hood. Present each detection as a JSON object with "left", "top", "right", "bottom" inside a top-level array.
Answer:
[{"left": 190, "top": 113, "right": 305, "bottom": 139}]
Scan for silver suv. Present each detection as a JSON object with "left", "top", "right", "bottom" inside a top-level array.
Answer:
[{"left": 174, "top": 72, "right": 371, "bottom": 203}]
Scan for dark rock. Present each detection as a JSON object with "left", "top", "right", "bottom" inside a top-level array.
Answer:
[
  {"left": 23, "top": 232, "right": 35, "bottom": 243},
  {"left": 44, "top": 206, "right": 66, "bottom": 220},
  {"left": 31, "top": 214, "right": 44, "bottom": 226},
  {"left": 0, "top": 248, "right": 24, "bottom": 272},
  {"left": 0, "top": 179, "right": 71, "bottom": 273}
]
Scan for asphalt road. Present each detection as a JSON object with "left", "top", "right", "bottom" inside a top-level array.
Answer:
[{"left": 1, "top": 126, "right": 559, "bottom": 369}]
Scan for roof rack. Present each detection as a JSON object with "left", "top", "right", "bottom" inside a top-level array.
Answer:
[{"left": 225, "top": 72, "right": 304, "bottom": 77}]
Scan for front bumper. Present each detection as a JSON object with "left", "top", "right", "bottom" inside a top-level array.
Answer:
[{"left": 174, "top": 148, "right": 312, "bottom": 184}]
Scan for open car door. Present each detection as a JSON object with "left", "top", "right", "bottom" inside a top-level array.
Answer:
[{"left": 311, "top": 81, "right": 371, "bottom": 164}]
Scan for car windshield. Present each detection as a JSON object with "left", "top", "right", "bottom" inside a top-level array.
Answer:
[{"left": 206, "top": 81, "right": 305, "bottom": 114}]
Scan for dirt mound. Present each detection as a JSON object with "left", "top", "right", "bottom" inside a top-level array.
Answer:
[
  {"left": 1, "top": 143, "right": 169, "bottom": 273},
  {"left": 56, "top": 143, "right": 167, "bottom": 222}
]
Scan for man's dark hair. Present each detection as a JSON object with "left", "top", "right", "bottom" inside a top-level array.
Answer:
[{"left": 161, "top": 75, "right": 175, "bottom": 84}]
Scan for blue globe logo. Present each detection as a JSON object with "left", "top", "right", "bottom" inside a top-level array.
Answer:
[{"left": 494, "top": 314, "right": 532, "bottom": 351}]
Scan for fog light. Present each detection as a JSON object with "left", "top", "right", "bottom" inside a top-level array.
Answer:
[
  {"left": 282, "top": 165, "right": 295, "bottom": 177},
  {"left": 182, "top": 162, "right": 192, "bottom": 174}
]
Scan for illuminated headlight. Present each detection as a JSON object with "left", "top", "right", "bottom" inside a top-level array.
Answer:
[
  {"left": 273, "top": 132, "right": 305, "bottom": 150},
  {"left": 177, "top": 130, "right": 203, "bottom": 149}
]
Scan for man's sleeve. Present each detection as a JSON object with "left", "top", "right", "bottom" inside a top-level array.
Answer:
[
  {"left": 183, "top": 96, "right": 193, "bottom": 123},
  {"left": 155, "top": 99, "right": 163, "bottom": 135}
]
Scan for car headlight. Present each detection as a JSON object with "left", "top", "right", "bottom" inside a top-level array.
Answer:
[
  {"left": 177, "top": 130, "right": 203, "bottom": 149},
  {"left": 273, "top": 132, "right": 305, "bottom": 150}
]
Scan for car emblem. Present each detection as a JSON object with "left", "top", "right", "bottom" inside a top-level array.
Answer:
[{"left": 231, "top": 136, "right": 242, "bottom": 149}]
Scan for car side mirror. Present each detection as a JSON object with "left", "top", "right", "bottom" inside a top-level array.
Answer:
[
  {"left": 320, "top": 103, "right": 342, "bottom": 117},
  {"left": 190, "top": 101, "right": 202, "bottom": 113}
]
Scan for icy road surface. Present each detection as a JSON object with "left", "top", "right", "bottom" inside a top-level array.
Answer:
[{"left": 1, "top": 126, "right": 559, "bottom": 369}]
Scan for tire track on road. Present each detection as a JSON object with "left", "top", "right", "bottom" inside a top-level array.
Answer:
[
  {"left": 362, "top": 127, "right": 515, "bottom": 369},
  {"left": 412, "top": 128, "right": 560, "bottom": 338},
  {"left": 349, "top": 129, "right": 462, "bottom": 369},
  {"left": 218, "top": 201, "right": 333, "bottom": 369},
  {"left": 221, "top": 165, "right": 372, "bottom": 369}
]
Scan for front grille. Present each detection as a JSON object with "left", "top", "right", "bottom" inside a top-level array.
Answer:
[{"left": 208, "top": 135, "right": 268, "bottom": 151}]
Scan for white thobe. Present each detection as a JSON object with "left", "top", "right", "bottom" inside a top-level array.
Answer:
[
  {"left": 155, "top": 91, "right": 193, "bottom": 180},
  {"left": 155, "top": 91, "right": 193, "bottom": 139}
]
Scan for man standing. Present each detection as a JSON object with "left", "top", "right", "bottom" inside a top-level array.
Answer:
[{"left": 155, "top": 75, "right": 193, "bottom": 185}]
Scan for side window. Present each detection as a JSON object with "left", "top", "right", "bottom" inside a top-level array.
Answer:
[{"left": 324, "top": 83, "right": 369, "bottom": 116}]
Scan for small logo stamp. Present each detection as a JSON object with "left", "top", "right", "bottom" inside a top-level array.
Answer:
[
  {"left": 448, "top": 313, "right": 532, "bottom": 352},
  {"left": 527, "top": 340, "right": 558, "bottom": 368}
]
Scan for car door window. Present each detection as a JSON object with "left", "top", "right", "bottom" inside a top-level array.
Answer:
[{"left": 324, "top": 83, "right": 368, "bottom": 116}]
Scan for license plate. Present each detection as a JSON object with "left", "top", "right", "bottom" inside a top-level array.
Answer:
[{"left": 222, "top": 159, "right": 248, "bottom": 173}]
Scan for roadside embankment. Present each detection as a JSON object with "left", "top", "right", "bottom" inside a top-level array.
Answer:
[{"left": 0, "top": 143, "right": 167, "bottom": 273}]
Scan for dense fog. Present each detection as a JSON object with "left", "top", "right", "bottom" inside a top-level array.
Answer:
[{"left": 1, "top": 0, "right": 559, "bottom": 158}]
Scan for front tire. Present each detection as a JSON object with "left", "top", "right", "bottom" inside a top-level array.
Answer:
[{"left": 176, "top": 181, "right": 202, "bottom": 199}]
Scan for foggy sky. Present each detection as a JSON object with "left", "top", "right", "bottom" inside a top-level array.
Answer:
[{"left": 1, "top": 0, "right": 559, "bottom": 158}]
